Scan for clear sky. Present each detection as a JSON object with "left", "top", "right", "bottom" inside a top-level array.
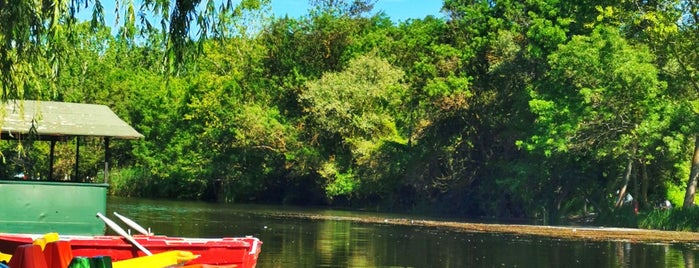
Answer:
[
  {"left": 270, "top": 0, "right": 445, "bottom": 21},
  {"left": 77, "top": 1, "right": 445, "bottom": 31}
]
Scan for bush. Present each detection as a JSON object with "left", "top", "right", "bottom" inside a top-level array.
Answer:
[
  {"left": 639, "top": 207, "right": 699, "bottom": 231},
  {"left": 594, "top": 205, "right": 639, "bottom": 228},
  {"left": 108, "top": 167, "right": 153, "bottom": 197}
]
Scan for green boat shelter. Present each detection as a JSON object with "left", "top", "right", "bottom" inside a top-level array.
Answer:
[{"left": 0, "top": 100, "right": 143, "bottom": 235}]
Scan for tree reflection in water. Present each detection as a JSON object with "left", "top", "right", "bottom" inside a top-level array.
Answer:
[{"left": 108, "top": 197, "right": 699, "bottom": 268}]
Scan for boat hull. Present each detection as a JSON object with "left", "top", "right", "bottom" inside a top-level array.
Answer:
[
  {"left": 0, "top": 180, "right": 107, "bottom": 235},
  {"left": 0, "top": 233, "right": 261, "bottom": 268}
]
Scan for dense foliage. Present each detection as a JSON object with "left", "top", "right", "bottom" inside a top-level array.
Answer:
[{"left": 2, "top": 0, "right": 699, "bottom": 225}]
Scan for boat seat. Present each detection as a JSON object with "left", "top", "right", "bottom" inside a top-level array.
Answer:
[
  {"left": 43, "top": 241, "right": 73, "bottom": 268},
  {"left": 8, "top": 244, "right": 48, "bottom": 268}
]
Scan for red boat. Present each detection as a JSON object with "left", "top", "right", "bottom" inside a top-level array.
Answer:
[{"left": 0, "top": 233, "right": 262, "bottom": 268}]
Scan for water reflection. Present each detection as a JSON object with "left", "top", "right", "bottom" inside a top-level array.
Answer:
[
  {"left": 107, "top": 197, "right": 699, "bottom": 268},
  {"left": 684, "top": 245, "right": 695, "bottom": 268}
]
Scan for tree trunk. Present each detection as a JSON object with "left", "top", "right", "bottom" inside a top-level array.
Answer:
[
  {"left": 633, "top": 161, "right": 639, "bottom": 210},
  {"left": 640, "top": 161, "right": 649, "bottom": 208},
  {"left": 683, "top": 136, "right": 699, "bottom": 208},
  {"left": 615, "top": 157, "right": 634, "bottom": 208}
]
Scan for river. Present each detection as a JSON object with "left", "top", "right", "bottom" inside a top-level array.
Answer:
[{"left": 107, "top": 197, "right": 699, "bottom": 267}]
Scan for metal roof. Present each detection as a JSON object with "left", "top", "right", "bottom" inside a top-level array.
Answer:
[{"left": 1, "top": 100, "right": 144, "bottom": 140}]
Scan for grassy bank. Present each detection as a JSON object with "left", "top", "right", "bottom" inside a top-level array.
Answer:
[{"left": 638, "top": 208, "right": 699, "bottom": 232}]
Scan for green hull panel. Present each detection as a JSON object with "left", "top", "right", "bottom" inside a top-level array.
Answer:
[{"left": 0, "top": 180, "right": 107, "bottom": 235}]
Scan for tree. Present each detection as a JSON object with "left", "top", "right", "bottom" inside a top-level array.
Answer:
[
  {"left": 523, "top": 25, "right": 667, "bottom": 213},
  {"left": 609, "top": 0, "right": 699, "bottom": 208},
  {"left": 301, "top": 54, "right": 407, "bottom": 199},
  {"left": 309, "top": 0, "right": 376, "bottom": 17},
  {"left": 657, "top": 0, "right": 699, "bottom": 208},
  {"left": 0, "top": 0, "right": 269, "bottom": 101}
]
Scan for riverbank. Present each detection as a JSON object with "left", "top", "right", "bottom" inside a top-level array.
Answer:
[{"left": 272, "top": 212, "right": 699, "bottom": 244}]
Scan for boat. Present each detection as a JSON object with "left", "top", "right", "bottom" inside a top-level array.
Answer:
[
  {"left": 0, "top": 213, "right": 262, "bottom": 267},
  {"left": 0, "top": 233, "right": 262, "bottom": 267},
  {"left": 0, "top": 100, "right": 143, "bottom": 235},
  {"left": 0, "top": 100, "right": 263, "bottom": 267}
]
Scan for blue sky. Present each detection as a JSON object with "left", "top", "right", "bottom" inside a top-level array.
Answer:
[
  {"left": 79, "top": 1, "right": 444, "bottom": 27},
  {"left": 270, "top": 0, "right": 444, "bottom": 21}
]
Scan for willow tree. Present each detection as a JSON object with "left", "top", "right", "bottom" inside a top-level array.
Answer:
[{"left": 0, "top": 0, "right": 268, "bottom": 100}]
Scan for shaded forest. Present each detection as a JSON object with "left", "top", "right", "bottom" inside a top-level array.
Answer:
[{"left": 2, "top": 0, "right": 699, "bottom": 224}]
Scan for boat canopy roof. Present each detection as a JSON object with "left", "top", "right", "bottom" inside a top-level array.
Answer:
[{"left": 1, "top": 100, "right": 143, "bottom": 140}]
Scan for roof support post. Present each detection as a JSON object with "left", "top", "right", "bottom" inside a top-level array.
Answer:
[
  {"left": 49, "top": 140, "right": 55, "bottom": 180},
  {"left": 104, "top": 137, "right": 110, "bottom": 184},
  {"left": 74, "top": 136, "right": 80, "bottom": 181}
]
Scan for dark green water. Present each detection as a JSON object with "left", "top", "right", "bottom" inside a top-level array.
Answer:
[{"left": 107, "top": 197, "right": 699, "bottom": 267}]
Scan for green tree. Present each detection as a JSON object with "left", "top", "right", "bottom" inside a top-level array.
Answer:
[
  {"left": 301, "top": 54, "right": 407, "bottom": 200},
  {"left": 522, "top": 25, "right": 667, "bottom": 214},
  {"left": 647, "top": 0, "right": 699, "bottom": 208}
]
